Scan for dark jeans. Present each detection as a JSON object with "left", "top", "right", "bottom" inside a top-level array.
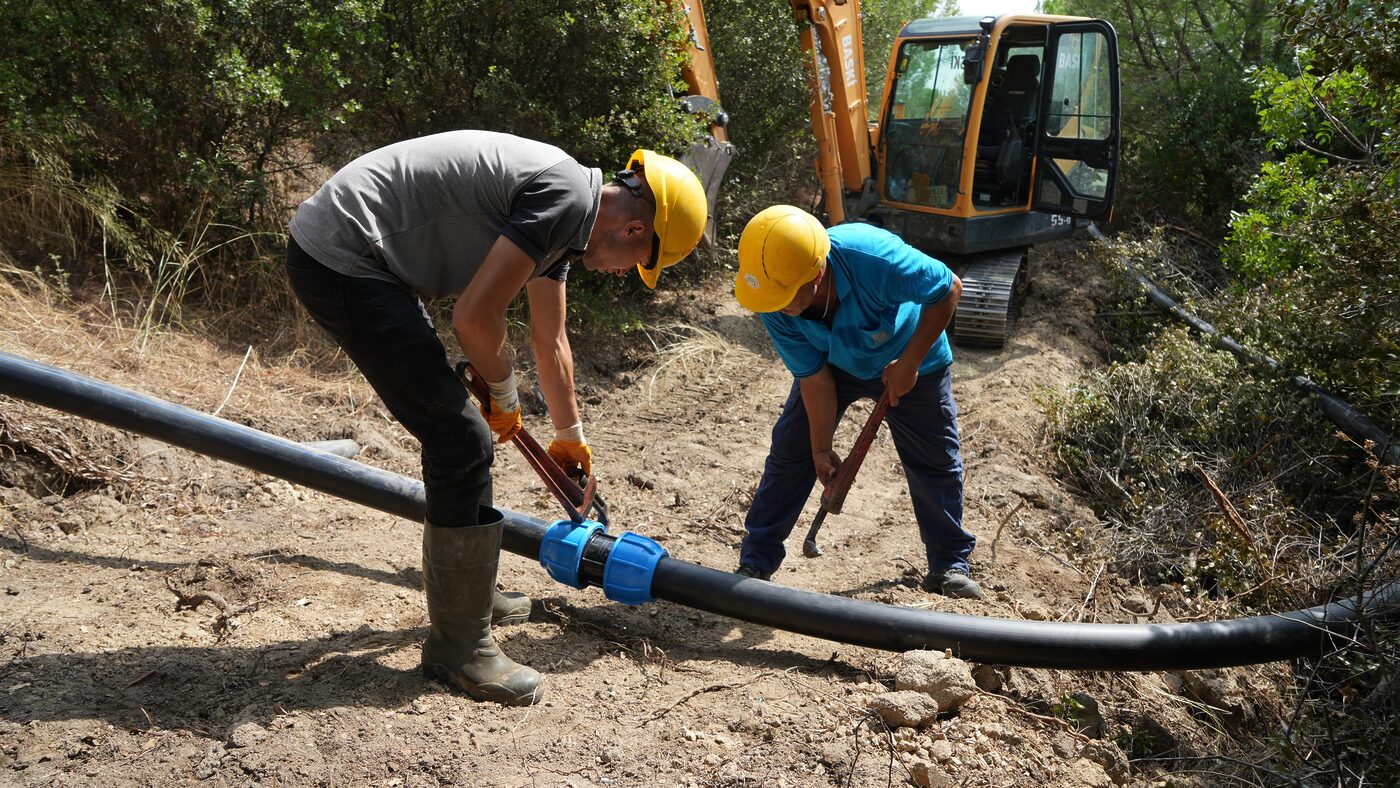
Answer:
[
  {"left": 739, "top": 365, "right": 974, "bottom": 576},
  {"left": 285, "top": 237, "right": 493, "bottom": 527}
]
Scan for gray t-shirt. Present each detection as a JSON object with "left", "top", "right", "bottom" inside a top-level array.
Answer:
[{"left": 289, "top": 130, "right": 601, "bottom": 299}]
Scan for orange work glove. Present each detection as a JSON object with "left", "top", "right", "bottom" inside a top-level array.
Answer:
[
  {"left": 481, "top": 403, "right": 522, "bottom": 444},
  {"left": 547, "top": 422, "right": 593, "bottom": 477},
  {"left": 481, "top": 372, "right": 522, "bottom": 444}
]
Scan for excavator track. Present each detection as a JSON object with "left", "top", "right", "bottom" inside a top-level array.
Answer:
[{"left": 951, "top": 248, "right": 1029, "bottom": 349}]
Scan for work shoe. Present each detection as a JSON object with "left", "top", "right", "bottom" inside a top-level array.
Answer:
[
  {"left": 421, "top": 511, "right": 544, "bottom": 706},
  {"left": 492, "top": 589, "right": 531, "bottom": 626},
  {"left": 924, "top": 569, "right": 985, "bottom": 600},
  {"left": 735, "top": 564, "right": 772, "bottom": 581}
]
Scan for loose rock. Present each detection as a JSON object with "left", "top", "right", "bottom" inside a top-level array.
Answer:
[
  {"left": 228, "top": 722, "right": 268, "bottom": 749},
  {"left": 972, "top": 664, "right": 1003, "bottom": 692},
  {"left": 1180, "top": 669, "right": 1247, "bottom": 726},
  {"left": 1121, "top": 594, "right": 1151, "bottom": 614},
  {"left": 869, "top": 691, "right": 939, "bottom": 728},
  {"left": 908, "top": 758, "right": 954, "bottom": 787},
  {"left": 896, "top": 651, "right": 977, "bottom": 711}
]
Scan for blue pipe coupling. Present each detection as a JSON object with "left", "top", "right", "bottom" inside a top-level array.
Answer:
[
  {"left": 538, "top": 520, "right": 668, "bottom": 605},
  {"left": 539, "top": 519, "right": 605, "bottom": 589}
]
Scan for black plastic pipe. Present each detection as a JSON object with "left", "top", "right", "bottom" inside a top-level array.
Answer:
[
  {"left": 2, "top": 350, "right": 1396, "bottom": 670},
  {"left": 1086, "top": 225, "right": 1400, "bottom": 467}
]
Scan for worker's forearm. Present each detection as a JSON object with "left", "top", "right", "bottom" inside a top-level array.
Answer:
[
  {"left": 898, "top": 278, "right": 962, "bottom": 366},
  {"left": 454, "top": 311, "right": 512, "bottom": 384},
  {"left": 534, "top": 337, "right": 581, "bottom": 429},
  {"left": 799, "top": 367, "right": 838, "bottom": 454}
]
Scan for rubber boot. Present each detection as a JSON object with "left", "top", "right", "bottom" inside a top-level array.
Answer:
[
  {"left": 492, "top": 588, "right": 532, "bottom": 626},
  {"left": 421, "top": 509, "right": 544, "bottom": 705},
  {"left": 427, "top": 519, "right": 530, "bottom": 625}
]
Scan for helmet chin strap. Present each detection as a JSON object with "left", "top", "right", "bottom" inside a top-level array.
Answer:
[{"left": 613, "top": 167, "right": 651, "bottom": 204}]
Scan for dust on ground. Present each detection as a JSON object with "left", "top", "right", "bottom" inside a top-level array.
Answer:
[{"left": 1, "top": 240, "right": 1287, "bottom": 786}]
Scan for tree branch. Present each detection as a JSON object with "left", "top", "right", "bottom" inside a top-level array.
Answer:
[
  {"left": 1306, "top": 79, "right": 1370, "bottom": 156},
  {"left": 1191, "top": 0, "right": 1240, "bottom": 67}
]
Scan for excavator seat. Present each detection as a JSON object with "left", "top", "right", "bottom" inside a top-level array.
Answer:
[{"left": 974, "top": 54, "right": 1041, "bottom": 202}]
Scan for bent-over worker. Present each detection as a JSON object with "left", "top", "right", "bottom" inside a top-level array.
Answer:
[
  {"left": 285, "top": 130, "right": 706, "bottom": 705},
  {"left": 731, "top": 205, "right": 982, "bottom": 599}
]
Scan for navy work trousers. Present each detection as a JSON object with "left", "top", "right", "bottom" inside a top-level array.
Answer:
[
  {"left": 285, "top": 237, "right": 492, "bottom": 527},
  {"left": 739, "top": 365, "right": 974, "bottom": 576}
]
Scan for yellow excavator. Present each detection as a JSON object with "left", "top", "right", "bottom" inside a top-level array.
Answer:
[{"left": 676, "top": 2, "right": 1121, "bottom": 348}]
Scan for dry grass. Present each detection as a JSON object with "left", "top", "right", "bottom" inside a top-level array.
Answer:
[
  {"left": 637, "top": 323, "right": 737, "bottom": 401},
  {"left": 0, "top": 256, "right": 386, "bottom": 500}
]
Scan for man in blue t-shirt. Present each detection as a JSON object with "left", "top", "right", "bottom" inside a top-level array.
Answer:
[{"left": 731, "top": 205, "right": 982, "bottom": 599}]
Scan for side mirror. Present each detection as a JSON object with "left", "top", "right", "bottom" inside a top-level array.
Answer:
[{"left": 963, "top": 17, "right": 996, "bottom": 84}]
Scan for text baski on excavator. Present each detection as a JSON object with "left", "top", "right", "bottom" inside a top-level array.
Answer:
[{"left": 674, "top": 3, "right": 1121, "bottom": 348}]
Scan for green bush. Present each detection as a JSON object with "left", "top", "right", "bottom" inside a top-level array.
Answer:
[
  {"left": 0, "top": 0, "right": 374, "bottom": 230},
  {"left": 1045, "top": 0, "right": 1287, "bottom": 236},
  {"left": 1045, "top": 326, "right": 1366, "bottom": 600},
  {"left": 701, "top": 0, "right": 817, "bottom": 250},
  {"left": 347, "top": 1, "right": 702, "bottom": 167},
  {"left": 0, "top": 0, "right": 710, "bottom": 310},
  {"left": 1217, "top": 59, "right": 1399, "bottom": 432}
]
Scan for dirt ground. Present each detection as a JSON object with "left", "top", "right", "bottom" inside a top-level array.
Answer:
[{"left": 0, "top": 241, "right": 1288, "bottom": 787}]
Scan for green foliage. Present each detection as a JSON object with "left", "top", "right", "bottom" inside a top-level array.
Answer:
[
  {"left": 0, "top": 0, "right": 712, "bottom": 310},
  {"left": 702, "top": 0, "right": 816, "bottom": 244},
  {"left": 0, "top": 0, "right": 375, "bottom": 226},
  {"left": 1046, "top": 0, "right": 1286, "bottom": 234},
  {"left": 1213, "top": 10, "right": 1400, "bottom": 772},
  {"left": 861, "top": 0, "right": 959, "bottom": 121},
  {"left": 354, "top": 1, "right": 702, "bottom": 167},
  {"left": 700, "top": 0, "right": 957, "bottom": 248},
  {"left": 1045, "top": 327, "right": 1347, "bottom": 596},
  {"left": 1219, "top": 37, "right": 1399, "bottom": 434}
]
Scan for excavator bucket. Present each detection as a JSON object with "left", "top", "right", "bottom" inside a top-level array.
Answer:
[{"left": 680, "top": 135, "right": 736, "bottom": 248}]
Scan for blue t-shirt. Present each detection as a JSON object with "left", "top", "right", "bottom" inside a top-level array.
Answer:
[{"left": 760, "top": 223, "right": 955, "bottom": 380}]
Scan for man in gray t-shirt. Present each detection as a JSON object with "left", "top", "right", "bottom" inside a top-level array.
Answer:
[{"left": 285, "top": 130, "right": 706, "bottom": 706}]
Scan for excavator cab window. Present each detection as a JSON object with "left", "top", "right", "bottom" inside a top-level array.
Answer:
[{"left": 881, "top": 38, "right": 973, "bottom": 209}]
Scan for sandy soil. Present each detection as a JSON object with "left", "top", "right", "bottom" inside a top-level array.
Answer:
[{"left": 0, "top": 241, "right": 1287, "bottom": 787}]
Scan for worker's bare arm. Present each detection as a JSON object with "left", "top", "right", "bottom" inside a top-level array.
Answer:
[
  {"left": 799, "top": 366, "right": 840, "bottom": 483},
  {"left": 883, "top": 273, "right": 961, "bottom": 404},
  {"left": 526, "top": 277, "right": 581, "bottom": 430},
  {"left": 454, "top": 236, "right": 537, "bottom": 384}
]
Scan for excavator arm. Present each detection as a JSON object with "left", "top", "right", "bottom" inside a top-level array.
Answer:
[
  {"left": 676, "top": 1, "right": 870, "bottom": 233},
  {"left": 678, "top": 0, "right": 736, "bottom": 246},
  {"left": 788, "top": 0, "right": 874, "bottom": 224}
]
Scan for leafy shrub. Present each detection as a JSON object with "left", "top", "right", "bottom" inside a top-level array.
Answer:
[
  {"left": 702, "top": 0, "right": 817, "bottom": 250},
  {"left": 347, "top": 1, "right": 702, "bottom": 167},
  {"left": 0, "top": 0, "right": 709, "bottom": 310},
  {"left": 1045, "top": 0, "right": 1287, "bottom": 235},
  {"left": 1218, "top": 60, "right": 1399, "bottom": 433},
  {"left": 1123, "top": 63, "right": 1265, "bottom": 235},
  {"left": 1045, "top": 327, "right": 1370, "bottom": 602},
  {"left": 1083, "top": 226, "right": 1229, "bottom": 363}
]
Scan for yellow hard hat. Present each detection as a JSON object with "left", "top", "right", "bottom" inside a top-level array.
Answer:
[
  {"left": 622, "top": 149, "right": 707, "bottom": 289},
  {"left": 734, "top": 205, "right": 830, "bottom": 313}
]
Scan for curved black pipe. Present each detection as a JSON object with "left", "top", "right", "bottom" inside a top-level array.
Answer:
[
  {"left": 2, "top": 350, "right": 1396, "bottom": 669},
  {"left": 1085, "top": 224, "right": 1399, "bottom": 467},
  {"left": 0, "top": 351, "right": 546, "bottom": 552},
  {"left": 656, "top": 563, "right": 1400, "bottom": 669}
]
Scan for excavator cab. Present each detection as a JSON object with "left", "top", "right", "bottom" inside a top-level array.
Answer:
[
  {"left": 873, "top": 16, "right": 1119, "bottom": 253},
  {"left": 869, "top": 15, "right": 1120, "bottom": 346}
]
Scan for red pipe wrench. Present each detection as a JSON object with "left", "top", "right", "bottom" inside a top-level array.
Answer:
[
  {"left": 456, "top": 361, "right": 608, "bottom": 526},
  {"left": 801, "top": 389, "right": 890, "bottom": 558}
]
